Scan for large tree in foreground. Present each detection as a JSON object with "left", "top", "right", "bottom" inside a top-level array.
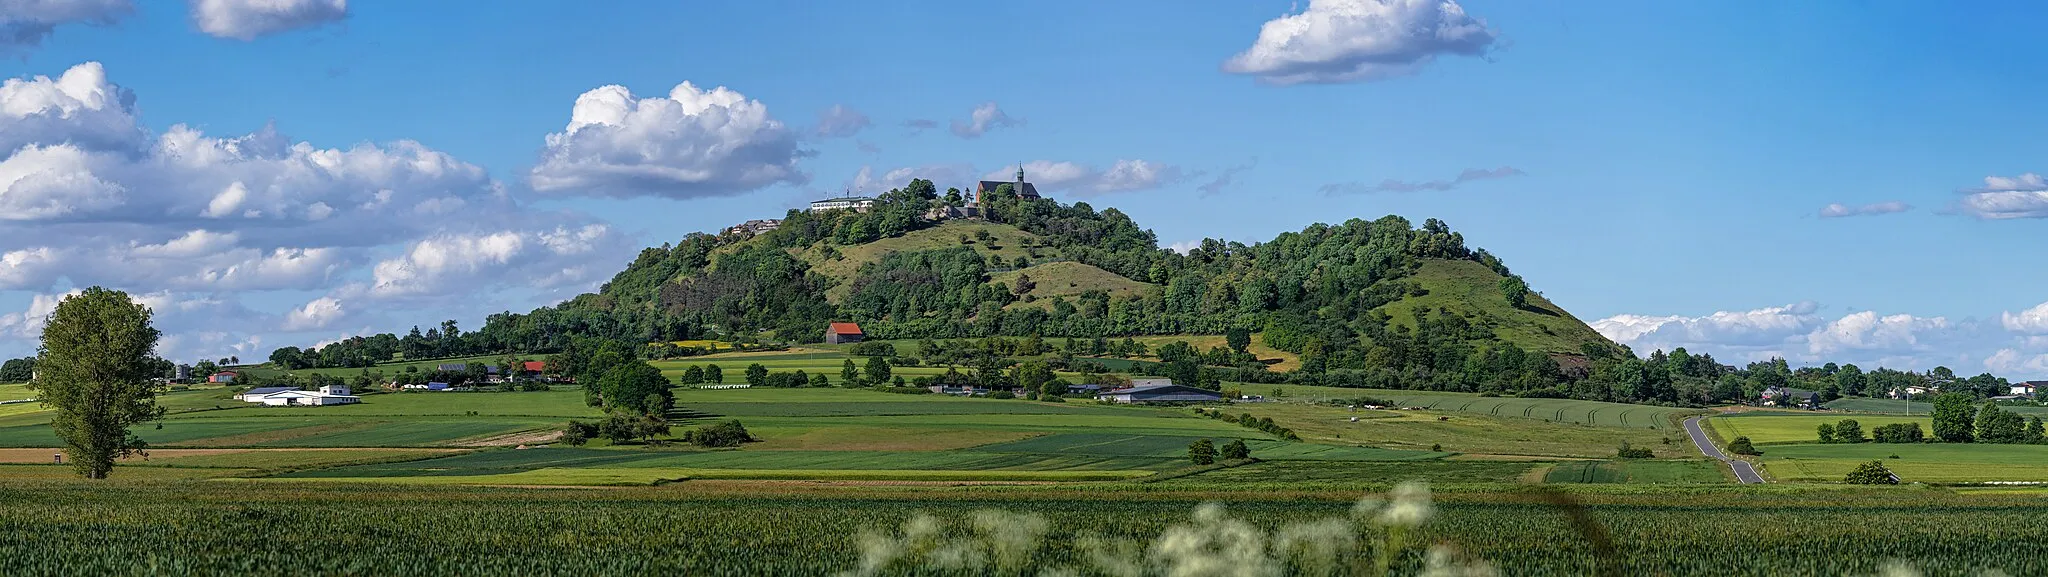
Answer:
[{"left": 30, "top": 287, "right": 163, "bottom": 479}]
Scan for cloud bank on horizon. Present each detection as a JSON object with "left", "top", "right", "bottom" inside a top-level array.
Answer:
[{"left": 1591, "top": 302, "right": 2048, "bottom": 378}]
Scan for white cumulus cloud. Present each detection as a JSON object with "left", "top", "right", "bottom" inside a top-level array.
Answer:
[
  {"left": 1590, "top": 302, "right": 1824, "bottom": 359},
  {"left": 529, "top": 81, "right": 806, "bottom": 199},
  {"left": 1958, "top": 172, "right": 2048, "bottom": 219},
  {"left": 282, "top": 296, "right": 343, "bottom": 331},
  {"left": 0, "top": 290, "right": 77, "bottom": 339},
  {"left": 1595, "top": 302, "right": 2007, "bottom": 373},
  {"left": 1805, "top": 311, "right": 1952, "bottom": 357},
  {"left": 190, "top": 0, "right": 348, "bottom": 40},
  {"left": 0, "top": 62, "right": 634, "bottom": 363},
  {"left": 2003, "top": 300, "right": 2048, "bottom": 335},
  {"left": 0, "top": 61, "right": 142, "bottom": 153},
  {"left": 1222, "top": 0, "right": 1497, "bottom": 85}
]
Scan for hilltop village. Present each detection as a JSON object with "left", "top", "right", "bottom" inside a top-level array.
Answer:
[{"left": 724, "top": 166, "right": 1044, "bottom": 236}]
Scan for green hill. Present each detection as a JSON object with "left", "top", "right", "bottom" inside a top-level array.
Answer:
[
  {"left": 1377, "top": 259, "right": 1611, "bottom": 356},
  {"left": 791, "top": 220, "right": 1049, "bottom": 302},
  {"left": 287, "top": 179, "right": 1626, "bottom": 399}
]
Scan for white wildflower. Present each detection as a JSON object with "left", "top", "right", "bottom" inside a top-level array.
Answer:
[
  {"left": 1376, "top": 481, "right": 1434, "bottom": 528},
  {"left": 1270, "top": 518, "right": 1356, "bottom": 577},
  {"left": 1149, "top": 503, "right": 1281, "bottom": 577},
  {"left": 1417, "top": 545, "right": 1500, "bottom": 577},
  {"left": 972, "top": 509, "right": 1050, "bottom": 571}
]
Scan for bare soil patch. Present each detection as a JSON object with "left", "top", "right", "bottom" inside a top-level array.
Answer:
[{"left": 460, "top": 429, "right": 563, "bottom": 447}]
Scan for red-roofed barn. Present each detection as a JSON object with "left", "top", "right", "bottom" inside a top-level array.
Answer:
[{"left": 824, "top": 322, "right": 864, "bottom": 344}]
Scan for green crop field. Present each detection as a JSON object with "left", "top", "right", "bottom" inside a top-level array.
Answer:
[
  {"left": 1706, "top": 413, "right": 1930, "bottom": 445},
  {"left": 2, "top": 481, "right": 2043, "bottom": 575},
  {"left": 1760, "top": 443, "right": 2048, "bottom": 483},
  {"left": 1541, "top": 460, "right": 1725, "bottom": 484}
]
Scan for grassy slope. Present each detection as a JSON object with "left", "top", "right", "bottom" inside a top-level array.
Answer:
[
  {"left": 1706, "top": 414, "right": 1930, "bottom": 445},
  {"left": 1259, "top": 383, "right": 1702, "bottom": 430},
  {"left": 1376, "top": 259, "right": 1617, "bottom": 356},
  {"left": 991, "top": 261, "right": 1156, "bottom": 308},
  {"left": 1762, "top": 443, "right": 2048, "bottom": 483},
  {"left": 786, "top": 220, "right": 1051, "bottom": 302},
  {"left": 1829, "top": 397, "right": 2048, "bottom": 417}
]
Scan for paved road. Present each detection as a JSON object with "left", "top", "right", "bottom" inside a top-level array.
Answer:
[{"left": 1683, "top": 415, "right": 1763, "bottom": 484}]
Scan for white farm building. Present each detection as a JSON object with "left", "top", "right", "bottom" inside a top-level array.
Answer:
[{"left": 240, "top": 384, "right": 360, "bottom": 407}]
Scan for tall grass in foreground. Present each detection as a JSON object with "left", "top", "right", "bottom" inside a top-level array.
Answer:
[{"left": 840, "top": 482, "right": 1487, "bottom": 577}]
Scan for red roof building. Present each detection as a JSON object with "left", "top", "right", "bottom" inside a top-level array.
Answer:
[
  {"left": 522, "top": 361, "right": 546, "bottom": 373},
  {"left": 825, "top": 322, "right": 865, "bottom": 344}
]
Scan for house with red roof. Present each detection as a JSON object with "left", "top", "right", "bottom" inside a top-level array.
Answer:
[{"left": 824, "top": 322, "right": 864, "bottom": 344}]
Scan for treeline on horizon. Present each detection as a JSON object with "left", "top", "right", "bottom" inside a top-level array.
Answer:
[{"left": 242, "top": 178, "right": 2030, "bottom": 407}]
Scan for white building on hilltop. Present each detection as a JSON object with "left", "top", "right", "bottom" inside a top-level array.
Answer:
[{"left": 808, "top": 196, "right": 875, "bottom": 213}]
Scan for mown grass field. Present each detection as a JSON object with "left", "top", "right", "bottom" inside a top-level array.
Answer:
[
  {"left": 1259, "top": 383, "right": 1700, "bottom": 430},
  {"left": 1222, "top": 400, "right": 1682, "bottom": 458},
  {"left": 1760, "top": 443, "right": 2048, "bottom": 483},
  {"left": 1705, "top": 413, "right": 1930, "bottom": 445},
  {"left": 1826, "top": 397, "right": 2048, "bottom": 416},
  {"left": 0, "top": 383, "right": 33, "bottom": 401}
]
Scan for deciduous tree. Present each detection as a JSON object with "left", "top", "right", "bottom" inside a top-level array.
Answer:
[
  {"left": 1187, "top": 438, "right": 1216, "bottom": 465},
  {"left": 31, "top": 287, "right": 164, "bottom": 479},
  {"left": 1931, "top": 393, "right": 1977, "bottom": 443}
]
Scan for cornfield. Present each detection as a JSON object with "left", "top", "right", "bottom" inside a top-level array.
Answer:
[{"left": 0, "top": 481, "right": 2037, "bottom": 576}]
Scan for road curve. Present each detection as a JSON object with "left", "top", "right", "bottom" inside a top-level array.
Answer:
[{"left": 1683, "top": 415, "right": 1763, "bottom": 484}]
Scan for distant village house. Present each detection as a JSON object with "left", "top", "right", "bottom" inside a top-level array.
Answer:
[
  {"left": 1760, "top": 386, "right": 1822, "bottom": 409},
  {"left": 2011, "top": 381, "right": 2045, "bottom": 397},
  {"left": 724, "top": 219, "right": 781, "bottom": 236},
  {"left": 208, "top": 371, "right": 237, "bottom": 384}
]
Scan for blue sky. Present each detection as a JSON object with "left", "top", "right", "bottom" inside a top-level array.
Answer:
[{"left": 3, "top": 0, "right": 2048, "bottom": 377}]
